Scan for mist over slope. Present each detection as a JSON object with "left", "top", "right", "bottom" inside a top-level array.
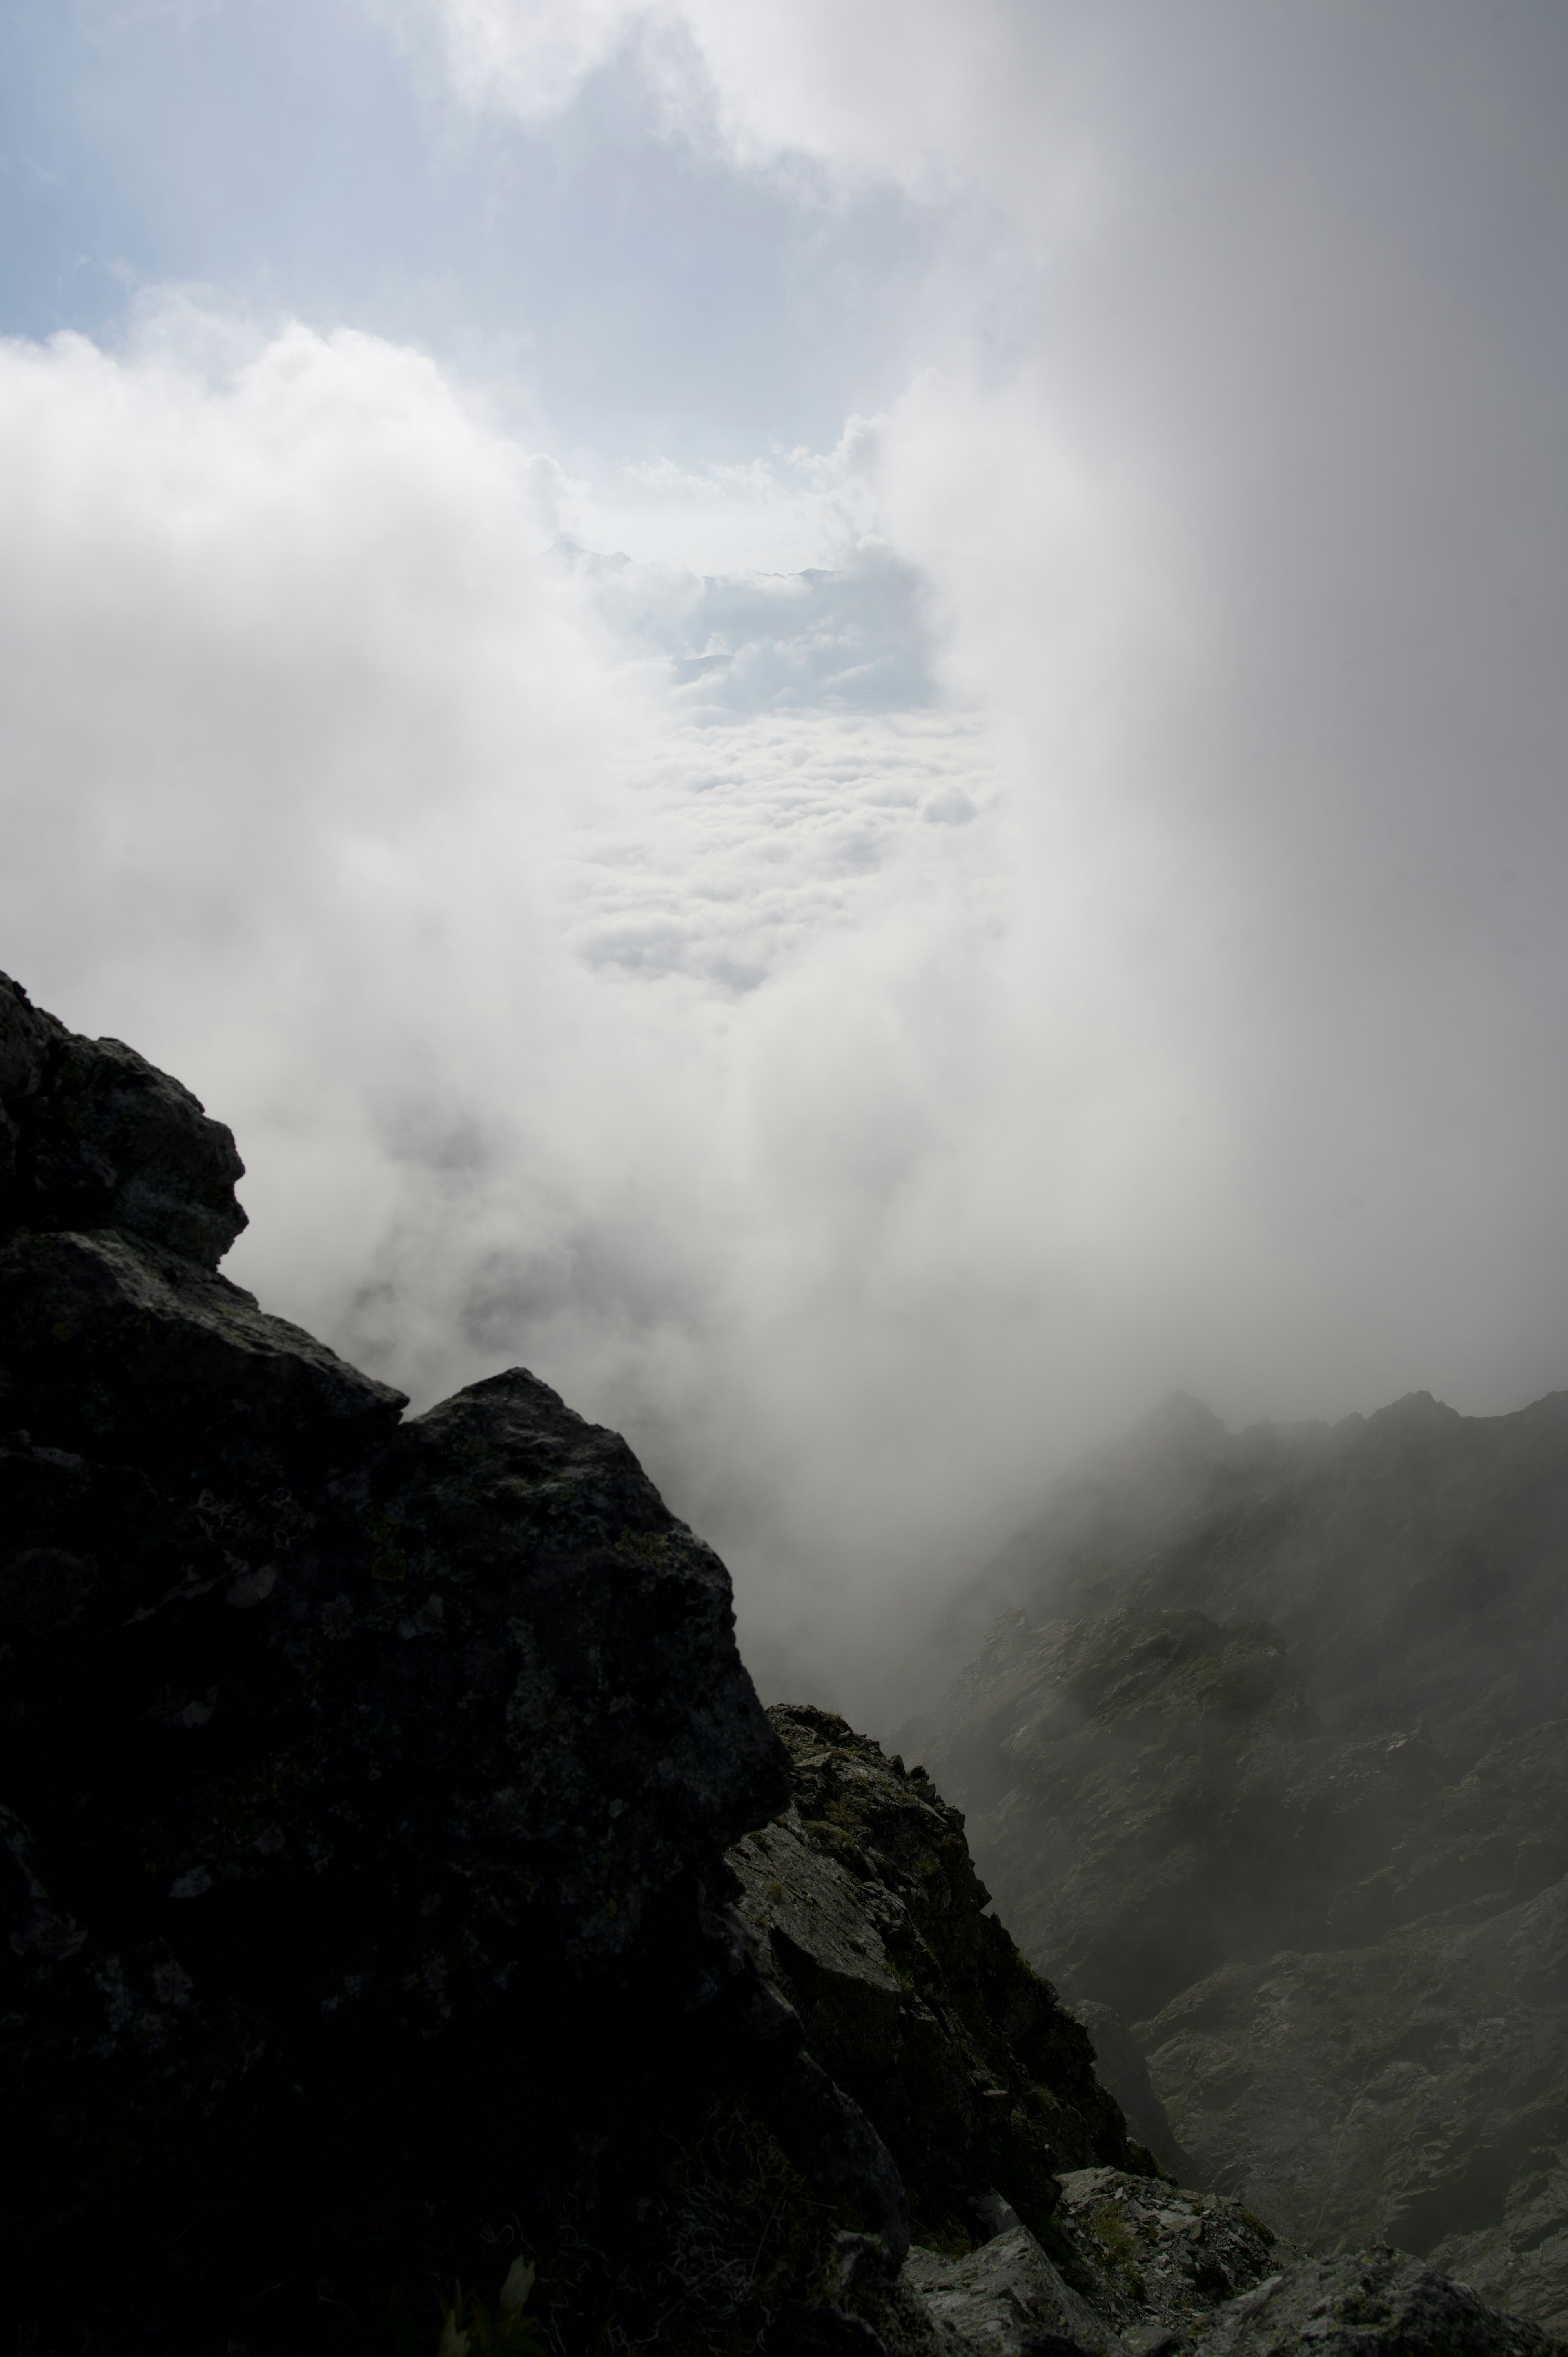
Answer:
[
  {"left": 13, "top": 965, "right": 1564, "bottom": 2357},
  {"left": 906, "top": 1386, "right": 1568, "bottom": 2330}
]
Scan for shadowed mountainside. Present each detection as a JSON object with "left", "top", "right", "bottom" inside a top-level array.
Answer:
[
  {"left": 904, "top": 1390, "right": 1568, "bottom": 2332},
  {"left": 2, "top": 970, "right": 1557, "bottom": 2357}
]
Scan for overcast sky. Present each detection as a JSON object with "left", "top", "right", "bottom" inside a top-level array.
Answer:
[{"left": 3, "top": 1, "right": 1567, "bottom": 1716}]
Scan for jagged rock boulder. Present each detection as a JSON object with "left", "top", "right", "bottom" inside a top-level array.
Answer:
[
  {"left": 0, "top": 973, "right": 247, "bottom": 1264},
  {"left": 906, "top": 2217, "right": 1126, "bottom": 2357},
  {"left": 0, "top": 1222, "right": 405, "bottom": 1455},
  {"left": 1049, "top": 2167, "right": 1289, "bottom": 2335},
  {"left": 721, "top": 1715, "right": 1557, "bottom": 2357}
]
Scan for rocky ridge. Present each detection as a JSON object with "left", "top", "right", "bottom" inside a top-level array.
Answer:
[
  {"left": 1, "top": 973, "right": 1554, "bottom": 2357},
  {"left": 729, "top": 1718, "right": 1556, "bottom": 2357},
  {"left": 0, "top": 971, "right": 889, "bottom": 2353},
  {"left": 905, "top": 1391, "right": 1568, "bottom": 2334}
]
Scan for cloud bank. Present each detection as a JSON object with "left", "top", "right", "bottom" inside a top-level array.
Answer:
[{"left": 6, "top": 4, "right": 1568, "bottom": 1719}]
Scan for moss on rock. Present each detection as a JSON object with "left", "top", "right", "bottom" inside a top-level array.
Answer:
[{"left": 728, "top": 1705, "right": 1159, "bottom": 2254}]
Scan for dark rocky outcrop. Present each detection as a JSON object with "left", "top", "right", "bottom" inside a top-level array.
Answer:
[
  {"left": 904, "top": 2165, "right": 1289, "bottom": 2355},
  {"left": 1185, "top": 2247, "right": 1558, "bottom": 2357},
  {"left": 0, "top": 1222, "right": 405, "bottom": 1454},
  {"left": 904, "top": 1391, "right": 1568, "bottom": 2335},
  {"left": 725, "top": 1723, "right": 1549, "bottom": 2357},
  {"left": 0, "top": 972, "right": 902, "bottom": 2355},
  {"left": 3, "top": 975, "right": 1553, "bottom": 2357},
  {"left": 729, "top": 1708, "right": 1158, "bottom": 2254},
  {"left": 896, "top": 2177, "right": 1561, "bottom": 2357},
  {"left": 0, "top": 975, "right": 247, "bottom": 1264}
]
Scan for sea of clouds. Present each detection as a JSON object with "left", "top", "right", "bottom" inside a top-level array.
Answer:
[{"left": 3, "top": 1, "right": 1567, "bottom": 1718}]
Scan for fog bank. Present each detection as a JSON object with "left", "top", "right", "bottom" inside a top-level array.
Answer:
[{"left": 4, "top": 4, "right": 1567, "bottom": 1721}]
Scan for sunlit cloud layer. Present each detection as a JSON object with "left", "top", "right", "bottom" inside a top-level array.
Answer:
[{"left": 3, "top": 2, "right": 1567, "bottom": 1716}]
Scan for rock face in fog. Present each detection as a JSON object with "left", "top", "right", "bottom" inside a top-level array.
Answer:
[
  {"left": 0, "top": 973, "right": 1182, "bottom": 2357},
  {"left": 906, "top": 1389, "right": 1568, "bottom": 2333},
  {"left": 0, "top": 970, "right": 899, "bottom": 2355},
  {"left": 4, "top": 970, "right": 1557, "bottom": 2357}
]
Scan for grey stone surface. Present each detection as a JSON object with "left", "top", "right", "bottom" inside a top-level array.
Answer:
[
  {"left": 1187, "top": 2248, "right": 1559, "bottom": 2357},
  {"left": 729, "top": 1706, "right": 1157, "bottom": 2251},
  {"left": 901, "top": 2203, "right": 1560, "bottom": 2357},
  {"left": 1049, "top": 2168, "right": 1291, "bottom": 2336},
  {"left": 904, "top": 2221, "right": 1124, "bottom": 2357},
  {"left": 1139, "top": 1877, "right": 1568, "bottom": 2335}
]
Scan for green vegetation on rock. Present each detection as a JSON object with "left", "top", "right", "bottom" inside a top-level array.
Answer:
[{"left": 728, "top": 1704, "right": 1160, "bottom": 2256}]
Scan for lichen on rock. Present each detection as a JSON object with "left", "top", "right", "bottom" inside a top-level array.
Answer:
[{"left": 729, "top": 1706, "right": 1165, "bottom": 2253}]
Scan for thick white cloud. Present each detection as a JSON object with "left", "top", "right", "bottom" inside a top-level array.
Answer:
[
  {"left": 8, "top": 4, "right": 1568, "bottom": 1719},
  {"left": 0, "top": 308, "right": 1322, "bottom": 1715},
  {"left": 423, "top": 0, "right": 639, "bottom": 121},
  {"left": 416, "top": 0, "right": 1568, "bottom": 1554}
]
